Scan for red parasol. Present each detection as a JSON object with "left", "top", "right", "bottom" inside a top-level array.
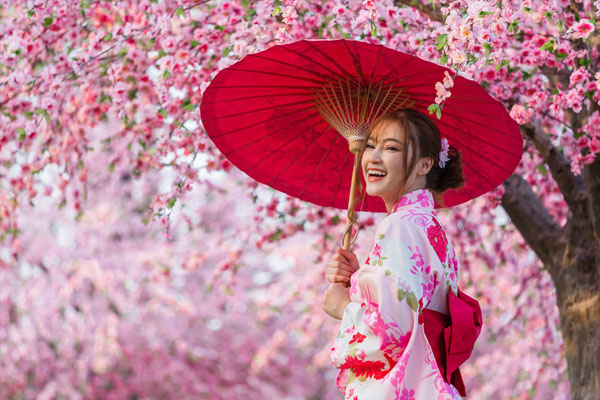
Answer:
[{"left": 200, "top": 39, "right": 522, "bottom": 247}]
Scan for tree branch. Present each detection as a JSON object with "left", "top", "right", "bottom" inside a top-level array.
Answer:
[
  {"left": 520, "top": 122, "right": 586, "bottom": 213},
  {"left": 394, "top": 0, "right": 444, "bottom": 23},
  {"left": 501, "top": 175, "right": 563, "bottom": 273}
]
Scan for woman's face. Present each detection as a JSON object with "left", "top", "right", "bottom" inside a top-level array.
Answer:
[{"left": 361, "top": 121, "right": 425, "bottom": 211}]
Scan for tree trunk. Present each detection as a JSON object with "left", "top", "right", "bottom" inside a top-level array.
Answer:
[{"left": 502, "top": 165, "right": 600, "bottom": 399}]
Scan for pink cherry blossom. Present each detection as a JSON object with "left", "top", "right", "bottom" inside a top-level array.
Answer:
[{"left": 571, "top": 19, "right": 595, "bottom": 39}]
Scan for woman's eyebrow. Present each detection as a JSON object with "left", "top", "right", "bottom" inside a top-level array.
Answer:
[{"left": 382, "top": 138, "right": 402, "bottom": 144}]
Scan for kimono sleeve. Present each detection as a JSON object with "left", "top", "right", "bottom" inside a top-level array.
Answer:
[{"left": 354, "top": 212, "right": 444, "bottom": 358}]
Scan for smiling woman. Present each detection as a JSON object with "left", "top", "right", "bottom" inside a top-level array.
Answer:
[{"left": 323, "top": 109, "right": 481, "bottom": 400}]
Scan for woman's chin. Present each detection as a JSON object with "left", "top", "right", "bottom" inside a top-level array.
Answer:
[{"left": 365, "top": 186, "right": 382, "bottom": 198}]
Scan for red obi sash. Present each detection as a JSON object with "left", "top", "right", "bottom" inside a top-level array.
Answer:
[{"left": 422, "top": 288, "right": 482, "bottom": 397}]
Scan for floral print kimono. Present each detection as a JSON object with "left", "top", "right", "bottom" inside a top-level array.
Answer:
[{"left": 331, "top": 189, "right": 466, "bottom": 400}]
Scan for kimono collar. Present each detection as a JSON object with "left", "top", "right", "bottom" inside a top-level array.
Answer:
[{"left": 390, "top": 189, "right": 435, "bottom": 214}]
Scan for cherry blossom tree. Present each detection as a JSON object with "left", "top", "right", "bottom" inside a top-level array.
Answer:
[{"left": 0, "top": 0, "right": 598, "bottom": 399}]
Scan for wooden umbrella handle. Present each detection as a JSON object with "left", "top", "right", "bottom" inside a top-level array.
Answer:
[{"left": 342, "top": 141, "right": 363, "bottom": 251}]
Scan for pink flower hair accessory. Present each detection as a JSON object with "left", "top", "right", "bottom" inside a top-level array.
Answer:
[{"left": 439, "top": 138, "right": 450, "bottom": 168}]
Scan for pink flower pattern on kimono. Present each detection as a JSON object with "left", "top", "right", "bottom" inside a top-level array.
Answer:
[
  {"left": 363, "top": 305, "right": 411, "bottom": 362},
  {"left": 408, "top": 245, "right": 440, "bottom": 303},
  {"left": 372, "top": 243, "right": 383, "bottom": 258},
  {"left": 399, "top": 387, "right": 416, "bottom": 400},
  {"left": 426, "top": 218, "right": 448, "bottom": 263}
]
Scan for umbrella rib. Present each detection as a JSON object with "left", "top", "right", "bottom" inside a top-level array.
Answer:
[
  {"left": 202, "top": 99, "right": 316, "bottom": 123},
  {"left": 343, "top": 40, "right": 365, "bottom": 84},
  {"left": 248, "top": 53, "right": 349, "bottom": 83},
  {"left": 447, "top": 130, "right": 519, "bottom": 174},
  {"left": 328, "top": 141, "right": 352, "bottom": 208},
  {"left": 224, "top": 110, "right": 323, "bottom": 157},
  {"left": 408, "top": 98, "right": 521, "bottom": 144},
  {"left": 227, "top": 67, "right": 326, "bottom": 85},
  {"left": 268, "top": 124, "right": 332, "bottom": 185},
  {"left": 201, "top": 92, "right": 311, "bottom": 105},
  {"left": 209, "top": 104, "right": 320, "bottom": 138},
  {"left": 235, "top": 116, "right": 327, "bottom": 167},
  {"left": 460, "top": 161, "right": 498, "bottom": 193},
  {"left": 302, "top": 40, "right": 356, "bottom": 77},
  {"left": 298, "top": 131, "right": 343, "bottom": 198},
  {"left": 206, "top": 84, "right": 319, "bottom": 90},
  {"left": 368, "top": 44, "right": 383, "bottom": 86},
  {"left": 440, "top": 108, "right": 520, "bottom": 141}
]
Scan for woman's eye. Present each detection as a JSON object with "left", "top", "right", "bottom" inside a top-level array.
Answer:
[
  {"left": 385, "top": 146, "right": 399, "bottom": 151},
  {"left": 365, "top": 143, "right": 375, "bottom": 149}
]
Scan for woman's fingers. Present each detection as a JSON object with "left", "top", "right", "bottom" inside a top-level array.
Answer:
[
  {"left": 336, "top": 247, "right": 360, "bottom": 272},
  {"left": 328, "top": 259, "right": 353, "bottom": 272},
  {"left": 326, "top": 272, "right": 351, "bottom": 283}
]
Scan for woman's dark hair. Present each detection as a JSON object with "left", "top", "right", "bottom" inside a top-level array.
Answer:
[{"left": 356, "top": 108, "right": 465, "bottom": 210}]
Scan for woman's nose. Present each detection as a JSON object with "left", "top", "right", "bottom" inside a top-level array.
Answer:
[{"left": 366, "top": 147, "right": 382, "bottom": 163}]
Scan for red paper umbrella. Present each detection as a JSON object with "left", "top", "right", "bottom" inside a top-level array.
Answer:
[{"left": 200, "top": 39, "right": 522, "bottom": 246}]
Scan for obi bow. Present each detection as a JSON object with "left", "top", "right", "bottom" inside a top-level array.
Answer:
[{"left": 423, "top": 287, "right": 483, "bottom": 397}]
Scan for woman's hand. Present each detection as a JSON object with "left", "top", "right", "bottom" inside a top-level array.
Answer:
[
  {"left": 322, "top": 282, "right": 351, "bottom": 320},
  {"left": 326, "top": 247, "right": 360, "bottom": 286}
]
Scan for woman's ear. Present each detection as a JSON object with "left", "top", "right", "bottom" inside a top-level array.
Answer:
[{"left": 417, "top": 157, "right": 434, "bottom": 176}]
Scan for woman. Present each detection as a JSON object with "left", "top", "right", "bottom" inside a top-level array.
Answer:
[{"left": 322, "top": 109, "right": 480, "bottom": 399}]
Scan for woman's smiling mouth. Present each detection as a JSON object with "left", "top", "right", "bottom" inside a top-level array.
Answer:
[{"left": 367, "top": 168, "right": 387, "bottom": 181}]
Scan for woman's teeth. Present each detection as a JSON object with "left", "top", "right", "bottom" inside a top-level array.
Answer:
[{"left": 368, "top": 170, "right": 386, "bottom": 177}]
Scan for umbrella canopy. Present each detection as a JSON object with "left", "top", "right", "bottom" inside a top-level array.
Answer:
[{"left": 200, "top": 39, "right": 522, "bottom": 213}]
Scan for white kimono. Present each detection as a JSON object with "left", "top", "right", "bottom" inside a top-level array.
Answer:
[{"left": 331, "top": 189, "right": 464, "bottom": 400}]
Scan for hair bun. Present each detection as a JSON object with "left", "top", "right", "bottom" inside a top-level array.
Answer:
[{"left": 436, "top": 145, "right": 465, "bottom": 192}]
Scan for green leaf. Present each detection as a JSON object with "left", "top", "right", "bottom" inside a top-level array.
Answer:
[
  {"left": 371, "top": 23, "right": 377, "bottom": 38},
  {"left": 436, "top": 107, "right": 441, "bottom": 119},
  {"left": 440, "top": 54, "right": 448, "bottom": 65},
  {"left": 272, "top": 5, "right": 281, "bottom": 16},
  {"left": 42, "top": 14, "right": 54, "bottom": 27},
  {"left": 190, "top": 40, "right": 199, "bottom": 48},
  {"left": 214, "top": 24, "right": 225, "bottom": 31},
  {"left": 175, "top": 6, "right": 185, "bottom": 17},
  {"left": 578, "top": 58, "right": 592, "bottom": 67},
  {"left": 158, "top": 108, "right": 168, "bottom": 118},
  {"left": 182, "top": 103, "right": 195, "bottom": 111},
  {"left": 427, "top": 103, "right": 440, "bottom": 115},
  {"left": 147, "top": 38, "right": 155, "bottom": 50},
  {"left": 127, "top": 89, "right": 138, "bottom": 100},
  {"left": 483, "top": 43, "right": 491, "bottom": 58},
  {"left": 222, "top": 46, "right": 232, "bottom": 57},
  {"left": 168, "top": 197, "right": 176, "bottom": 208},
  {"left": 102, "top": 32, "right": 113, "bottom": 42},
  {"left": 16, "top": 128, "right": 26, "bottom": 140},
  {"left": 573, "top": 130, "right": 586, "bottom": 139},
  {"left": 536, "top": 164, "right": 547, "bottom": 175},
  {"left": 540, "top": 38, "right": 556, "bottom": 52},
  {"left": 555, "top": 52, "right": 568, "bottom": 60},
  {"left": 435, "top": 34, "right": 447, "bottom": 50},
  {"left": 397, "top": 289, "right": 406, "bottom": 301},
  {"left": 478, "top": 10, "right": 493, "bottom": 17},
  {"left": 495, "top": 59, "right": 509, "bottom": 71},
  {"left": 406, "top": 292, "right": 418, "bottom": 311}
]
